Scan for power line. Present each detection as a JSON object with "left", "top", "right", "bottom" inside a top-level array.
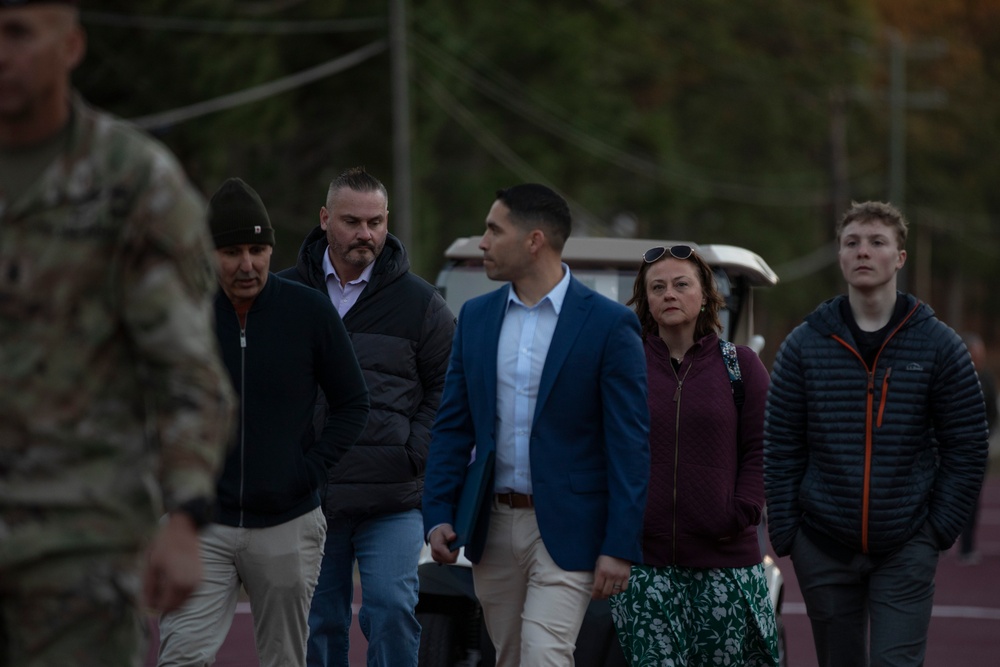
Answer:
[
  {"left": 80, "top": 10, "right": 384, "bottom": 34},
  {"left": 129, "top": 40, "right": 387, "bottom": 130},
  {"left": 771, "top": 241, "right": 838, "bottom": 282},
  {"left": 418, "top": 72, "right": 608, "bottom": 235},
  {"left": 411, "top": 34, "right": 836, "bottom": 207}
]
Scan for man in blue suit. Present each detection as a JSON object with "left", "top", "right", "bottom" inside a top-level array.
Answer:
[{"left": 423, "top": 184, "right": 650, "bottom": 666}]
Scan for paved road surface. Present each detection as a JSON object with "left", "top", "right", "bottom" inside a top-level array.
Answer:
[
  {"left": 144, "top": 473, "right": 1000, "bottom": 665},
  {"left": 774, "top": 471, "right": 1000, "bottom": 666},
  {"left": 143, "top": 589, "right": 367, "bottom": 665}
]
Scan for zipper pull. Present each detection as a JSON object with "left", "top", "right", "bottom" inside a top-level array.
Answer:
[
  {"left": 240, "top": 330, "right": 247, "bottom": 349},
  {"left": 673, "top": 381, "right": 681, "bottom": 402},
  {"left": 876, "top": 366, "right": 893, "bottom": 428}
]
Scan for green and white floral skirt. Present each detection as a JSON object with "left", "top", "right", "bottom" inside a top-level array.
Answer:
[{"left": 609, "top": 562, "right": 778, "bottom": 666}]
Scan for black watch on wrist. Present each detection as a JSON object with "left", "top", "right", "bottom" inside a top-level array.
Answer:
[{"left": 174, "top": 497, "right": 213, "bottom": 530}]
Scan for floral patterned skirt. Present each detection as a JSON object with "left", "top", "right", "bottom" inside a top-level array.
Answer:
[{"left": 609, "top": 562, "right": 778, "bottom": 666}]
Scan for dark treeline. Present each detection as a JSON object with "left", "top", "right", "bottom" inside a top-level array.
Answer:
[{"left": 75, "top": 0, "right": 1000, "bottom": 364}]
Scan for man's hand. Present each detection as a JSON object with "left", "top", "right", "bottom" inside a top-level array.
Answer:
[
  {"left": 592, "top": 555, "right": 631, "bottom": 600},
  {"left": 142, "top": 513, "right": 204, "bottom": 614},
  {"left": 429, "top": 524, "right": 460, "bottom": 564}
]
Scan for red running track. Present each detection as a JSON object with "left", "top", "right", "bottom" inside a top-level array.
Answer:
[
  {"left": 144, "top": 473, "right": 1000, "bottom": 666},
  {"left": 774, "top": 471, "right": 1000, "bottom": 667}
]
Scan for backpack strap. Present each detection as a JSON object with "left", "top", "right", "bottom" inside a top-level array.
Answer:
[{"left": 719, "top": 339, "right": 745, "bottom": 436}]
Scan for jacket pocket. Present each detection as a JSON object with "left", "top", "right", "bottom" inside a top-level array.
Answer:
[{"left": 679, "top": 463, "right": 737, "bottom": 539}]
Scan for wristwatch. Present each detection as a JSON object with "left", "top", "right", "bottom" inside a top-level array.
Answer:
[{"left": 173, "top": 496, "right": 214, "bottom": 530}]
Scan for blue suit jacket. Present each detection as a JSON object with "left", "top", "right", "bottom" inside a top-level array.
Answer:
[{"left": 423, "top": 277, "right": 650, "bottom": 571}]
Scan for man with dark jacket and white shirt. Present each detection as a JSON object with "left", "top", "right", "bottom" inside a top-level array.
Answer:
[
  {"left": 157, "top": 178, "right": 370, "bottom": 667},
  {"left": 279, "top": 167, "right": 454, "bottom": 667},
  {"left": 765, "top": 200, "right": 988, "bottom": 667}
]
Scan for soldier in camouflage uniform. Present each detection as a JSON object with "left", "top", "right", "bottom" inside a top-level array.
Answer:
[{"left": 0, "top": 2, "right": 236, "bottom": 665}]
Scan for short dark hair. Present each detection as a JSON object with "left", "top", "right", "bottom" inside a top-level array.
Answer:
[
  {"left": 326, "top": 166, "right": 388, "bottom": 207},
  {"left": 628, "top": 248, "right": 725, "bottom": 341},
  {"left": 836, "top": 201, "right": 908, "bottom": 249},
  {"left": 494, "top": 183, "right": 571, "bottom": 251}
]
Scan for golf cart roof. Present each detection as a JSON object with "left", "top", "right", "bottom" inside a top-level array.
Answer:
[{"left": 443, "top": 236, "right": 779, "bottom": 287}]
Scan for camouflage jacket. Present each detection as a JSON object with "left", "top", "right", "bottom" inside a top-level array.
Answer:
[{"left": 0, "top": 97, "right": 235, "bottom": 571}]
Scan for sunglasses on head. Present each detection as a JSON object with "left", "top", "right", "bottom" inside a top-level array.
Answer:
[{"left": 642, "top": 245, "right": 695, "bottom": 263}]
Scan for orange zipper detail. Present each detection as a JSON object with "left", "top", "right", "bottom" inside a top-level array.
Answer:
[
  {"left": 877, "top": 367, "right": 892, "bottom": 428},
  {"left": 830, "top": 301, "right": 919, "bottom": 554}
]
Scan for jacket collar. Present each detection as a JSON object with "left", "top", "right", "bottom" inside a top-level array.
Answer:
[
  {"left": 296, "top": 227, "right": 408, "bottom": 294},
  {"left": 806, "top": 292, "right": 928, "bottom": 338}
]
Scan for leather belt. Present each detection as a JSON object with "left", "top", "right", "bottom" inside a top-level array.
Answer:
[{"left": 495, "top": 492, "right": 534, "bottom": 509}]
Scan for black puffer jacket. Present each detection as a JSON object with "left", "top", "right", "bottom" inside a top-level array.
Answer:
[
  {"left": 765, "top": 293, "right": 988, "bottom": 557},
  {"left": 278, "top": 230, "right": 455, "bottom": 518}
]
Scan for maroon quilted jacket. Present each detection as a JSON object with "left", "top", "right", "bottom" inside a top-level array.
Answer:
[{"left": 641, "top": 333, "right": 768, "bottom": 568}]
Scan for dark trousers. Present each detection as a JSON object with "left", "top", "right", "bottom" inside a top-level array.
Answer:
[{"left": 791, "top": 525, "right": 939, "bottom": 667}]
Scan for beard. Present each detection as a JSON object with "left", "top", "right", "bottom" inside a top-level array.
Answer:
[{"left": 333, "top": 238, "right": 384, "bottom": 269}]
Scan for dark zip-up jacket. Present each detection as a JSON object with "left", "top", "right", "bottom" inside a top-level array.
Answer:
[
  {"left": 278, "top": 230, "right": 454, "bottom": 518},
  {"left": 642, "top": 333, "right": 769, "bottom": 568},
  {"left": 765, "top": 293, "right": 988, "bottom": 557},
  {"left": 213, "top": 274, "right": 369, "bottom": 527}
]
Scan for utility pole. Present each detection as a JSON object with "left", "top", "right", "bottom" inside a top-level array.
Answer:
[
  {"left": 829, "top": 86, "right": 851, "bottom": 225},
  {"left": 390, "top": 0, "right": 412, "bottom": 250},
  {"left": 882, "top": 28, "right": 947, "bottom": 295},
  {"left": 885, "top": 29, "right": 948, "bottom": 210},
  {"left": 887, "top": 28, "right": 907, "bottom": 213}
]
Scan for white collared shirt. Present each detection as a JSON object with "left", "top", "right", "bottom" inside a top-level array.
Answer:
[
  {"left": 323, "top": 246, "right": 374, "bottom": 317},
  {"left": 494, "top": 264, "right": 572, "bottom": 495}
]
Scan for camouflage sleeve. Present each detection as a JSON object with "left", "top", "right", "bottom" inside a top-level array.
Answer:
[{"left": 118, "top": 145, "right": 235, "bottom": 512}]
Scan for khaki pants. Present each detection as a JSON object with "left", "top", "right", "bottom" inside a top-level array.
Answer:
[
  {"left": 472, "top": 502, "right": 593, "bottom": 667},
  {"left": 157, "top": 507, "right": 326, "bottom": 667},
  {"left": 0, "top": 550, "right": 146, "bottom": 667}
]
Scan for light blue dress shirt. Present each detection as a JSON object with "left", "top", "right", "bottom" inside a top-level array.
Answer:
[
  {"left": 494, "top": 265, "right": 572, "bottom": 495},
  {"left": 323, "top": 245, "right": 374, "bottom": 317}
]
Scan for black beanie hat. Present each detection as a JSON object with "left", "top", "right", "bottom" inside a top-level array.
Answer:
[{"left": 208, "top": 178, "right": 275, "bottom": 249}]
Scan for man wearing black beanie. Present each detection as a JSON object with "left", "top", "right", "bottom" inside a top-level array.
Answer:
[{"left": 157, "top": 178, "right": 371, "bottom": 667}]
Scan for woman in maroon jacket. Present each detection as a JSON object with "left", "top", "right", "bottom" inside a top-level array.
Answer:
[{"left": 609, "top": 245, "right": 778, "bottom": 666}]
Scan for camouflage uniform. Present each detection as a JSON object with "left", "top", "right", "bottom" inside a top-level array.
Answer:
[{"left": 0, "top": 96, "right": 236, "bottom": 666}]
